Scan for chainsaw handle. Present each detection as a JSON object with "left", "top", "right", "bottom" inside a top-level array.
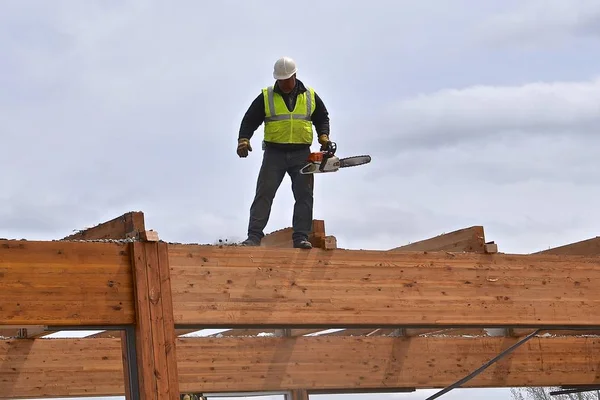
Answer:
[
  {"left": 318, "top": 141, "right": 336, "bottom": 172},
  {"left": 321, "top": 141, "right": 336, "bottom": 155}
]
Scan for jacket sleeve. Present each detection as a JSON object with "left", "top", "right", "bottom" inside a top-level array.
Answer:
[
  {"left": 312, "top": 92, "right": 330, "bottom": 136},
  {"left": 238, "top": 93, "right": 265, "bottom": 140}
]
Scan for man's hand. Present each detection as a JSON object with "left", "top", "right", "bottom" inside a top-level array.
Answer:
[
  {"left": 318, "top": 134, "right": 330, "bottom": 151},
  {"left": 237, "top": 138, "right": 252, "bottom": 158}
]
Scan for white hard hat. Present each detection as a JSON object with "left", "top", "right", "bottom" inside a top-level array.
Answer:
[{"left": 273, "top": 56, "right": 297, "bottom": 80}]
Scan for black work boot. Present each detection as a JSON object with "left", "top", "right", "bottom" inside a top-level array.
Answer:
[
  {"left": 241, "top": 236, "right": 261, "bottom": 246},
  {"left": 293, "top": 238, "right": 313, "bottom": 249}
]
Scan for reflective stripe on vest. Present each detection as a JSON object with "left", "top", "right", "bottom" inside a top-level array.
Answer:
[
  {"left": 264, "top": 86, "right": 313, "bottom": 121},
  {"left": 262, "top": 86, "right": 315, "bottom": 144}
]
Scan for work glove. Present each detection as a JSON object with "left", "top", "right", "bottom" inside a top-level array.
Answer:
[
  {"left": 237, "top": 138, "right": 252, "bottom": 158},
  {"left": 318, "top": 134, "right": 330, "bottom": 151}
]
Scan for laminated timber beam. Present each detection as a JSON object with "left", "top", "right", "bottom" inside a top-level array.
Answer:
[
  {"left": 176, "top": 335, "right": 600, "bottom": 392},
  {"left": 0, "top": 240, "right": 134, "bottom": 326},
  {"left": 210, "top": 221, "right": 337, "bottom": 342},
  {"left": 335, "top": 225, "right": 496, "bottom": 338},
  {"left": 0, "top": 337, "right": 125, "bottom": 398},
  {"left": 505, "top": 235, "right": 600, "bottom": 338},
  {"left": 2, "top": 335, "right": 600, "bottom": 397},
  {"left": 168, "top": 244, "right": 600, "bottom": 328}
]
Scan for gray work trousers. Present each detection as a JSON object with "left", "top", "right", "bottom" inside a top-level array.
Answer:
[{"left": 247, "top": 146, "right": 314, "bottom": 242}]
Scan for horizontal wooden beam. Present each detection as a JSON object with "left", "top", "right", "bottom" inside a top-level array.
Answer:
[
  {"left": 168, "top": 244, "right": 600, "bottom": 327},
  {"left": 177, "top": 335, "right": 600, "bottom": 392},
  {"left": 347, "top": 226, "right": 489, "bottom": 337},
  {"left": 389, "top": 225, "right": 486, "bottom": 253},
  {"left": 0, "top": 338, "right": 125, "bottom": 398},
  {"left": 510, "top": 237, "right": 600, "bottom": 338},
  {"left": 0, "top": 240, "right": 134, "bottom": 325},
  {"left": 3, "top": 335, "right": 600, "bottom": 398}
]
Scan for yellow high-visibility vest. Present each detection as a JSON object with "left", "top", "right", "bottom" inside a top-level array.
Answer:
[{"left": 262, "top": 86, "right": 316, "bottom": 144}]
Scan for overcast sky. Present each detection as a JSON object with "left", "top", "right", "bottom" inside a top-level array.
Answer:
[{"left": 3, "top": 0, "right": 600, "bottom": 399}]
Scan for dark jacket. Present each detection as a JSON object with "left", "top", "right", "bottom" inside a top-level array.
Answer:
[{"left": 238, "top": 79, "right": 330, "bottom": 150}]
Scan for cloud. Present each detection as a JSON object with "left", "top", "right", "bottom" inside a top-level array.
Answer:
[
  {"left": 477, "top": 0, "right": 600, "bottom": 46},
  {"left": 373, "top": 76, "right": 600, "bottom": 151}
]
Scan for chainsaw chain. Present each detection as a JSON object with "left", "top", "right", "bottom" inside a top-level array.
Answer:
[{"left": 339, "top": 155, "right": 371, "bottom": 168}]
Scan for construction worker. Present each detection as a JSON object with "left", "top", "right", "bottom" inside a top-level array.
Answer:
[{"left": 237, "top": 56, "right": 331, "bottom": 249}]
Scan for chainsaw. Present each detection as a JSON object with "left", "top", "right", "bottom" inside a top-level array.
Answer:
[{"left": 299, "top": 141, "right": 371, "bottom": 174}]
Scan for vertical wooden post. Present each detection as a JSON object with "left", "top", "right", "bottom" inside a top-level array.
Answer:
[
  {"left": 288, "top": 389, "right": 309, "bottom": 400},
  {"left": 282, "top": 329, "right": 309, "bottom": 400},
  {"left": 130, "top": 241, "right": 180, "bottom": 399}
]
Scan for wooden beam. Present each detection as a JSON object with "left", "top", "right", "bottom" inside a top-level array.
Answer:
[
  {"left": 177, "top": 335, "right": 600, "bottom": 392},
  {"left": 534, "top": 236, "right": 600, "bottom": 256},
  {"left": 389, "top": 226, "right": 486, "bottom": 253},
  {"left": 44, "top": 211, "right": 148, "bottom": 338},
  {"left": 3, "top": 335, "right": 600, "bottom": 397},
  {"left": 168, "top": 244, "right": 600, "bottom": 327},
  {"left": 0, "top": 338, "right": 125, "bottom": 398},
  {"left": 62, "top": 211, "right": 146, "bottom": 241},
  {"left": 130, "top": 241, "right": 180, "bottom": 400},
  {"left": 509, "top": 236, "right": 600, "bottom": 338},
  {"left": 0, "top": 240, "right": 134, "bottom": 326},
  {"left": 345, "top": 226, "right": 490, "bottom": 337}
]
